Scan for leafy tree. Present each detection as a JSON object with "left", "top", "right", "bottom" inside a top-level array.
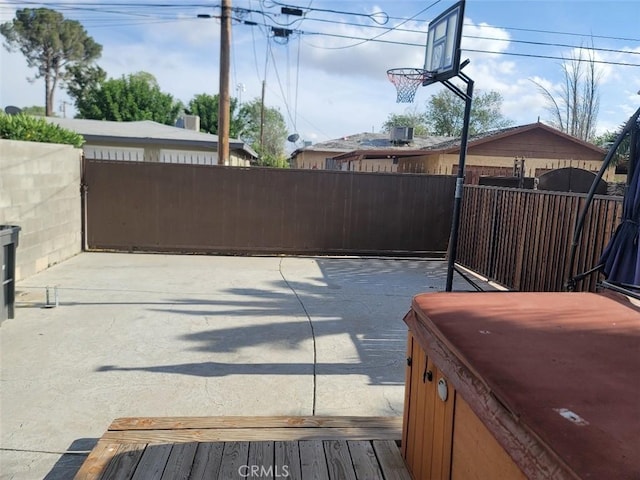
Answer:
[
  {"left": 533, "top": 46, "right": 601, "bottom": 141},
  {"left": 1, "top": 8, "right": 102, "bottom": 117},
  {"left": 425, "top": 89, "right": 512, "bottom": 137},
  {"left": 65, "top": 63, "right": 107, "bottom": 110},
  {"left": 74, "top": 72, "right": 183, "bottom": 125},
  {"left": 593, "top": 124, "right": 629, "bottom": 166},
  {"left": 186, "top": 93, "right": 243, "bottom": 138},
  {"left": 21, "top": 105, "right": 47, "bottom": 116},
  {"left": 381, "top": 107, "right": 430, "bottom": 136},
  {"left": 239, "top": 98, "right": 288, "bottom": 167}
]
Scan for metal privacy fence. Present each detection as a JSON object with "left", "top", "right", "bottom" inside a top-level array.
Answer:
[
  {"left": 457, "top": 185, "right": 624, "bottom": 292},
  {"left": 84, "top": 160, "right": 456, "bottom": 255}
]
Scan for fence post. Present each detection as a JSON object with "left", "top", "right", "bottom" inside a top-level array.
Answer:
[{"left": 487, "top": 188, "right": 500, "bottom": 280}]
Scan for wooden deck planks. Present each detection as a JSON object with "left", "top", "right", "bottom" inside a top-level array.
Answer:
[
  {"left": 130, "top": 443, "right": 172, "bottom": 480},
  {"left": 160, "top": 442, "right": 197, "bottom": 480},
  {"left": 324, "top": 440, "right": 357, "bottom": 480},
  {"left": 187, "top": 442, "right": 223, "bottom": 480},
  {"left": 275, "top": 441, "right": 302, "bottom": 480},
  {"left": 217, "top": 442, "right": 249, "bottom": 480},
  {"left": 108, "top": 416, "right": 401, "bottom": 431},
  {"left": 373, "top": 440, "right": 413, "bottom": 480},
  {"left": 299, "top": 440, "right": 329, "bottom": 480},
  {"left": 74, "top": 441, "right": 119, "bottom": 480},
  {"left": 347, "top": 441, "right": 384, "bottom": 480},
  {"left": 75, "top": 416, "right": 408, "bottom": 480},
  {"left": 100, "top": 426, "right": 400, "bottom": 444},
  {"left": 247, "top": 442, "right": 274, "bottom": 479},
  {"left": 98, "top": 443, "right": 146, "bottom": 480}
]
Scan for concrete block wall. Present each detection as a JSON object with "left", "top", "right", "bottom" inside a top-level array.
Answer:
[{"left": 0, "top": 140, "right": 82, "bottom": 281}]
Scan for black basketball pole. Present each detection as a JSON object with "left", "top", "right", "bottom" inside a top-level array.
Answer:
[{"left": 444, "top": 69, "right": 474, "bottom": 292}]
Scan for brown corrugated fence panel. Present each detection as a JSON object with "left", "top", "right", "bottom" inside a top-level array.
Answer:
[
  {"left": 84, "top": 161, "right": 456, "bottom": 255},
  {"left": 458, "top": 185, "right": 623, "bottom": 292}
]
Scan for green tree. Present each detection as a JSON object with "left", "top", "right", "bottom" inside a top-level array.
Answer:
[
  {"left": 65, "top": 63, "right": 107, "bottom": 110},
  {"left": 1, "top": 8, "right": 102, "bottom": 116},
  {"left": 426, "top": 89, "right": 512, "bottom": 137},
  {"left": 74, "top": 72, "right": 182, "bottom": 125},
  {"left": 381, "top": 107, "right": 430, "bottom": 135},
  {"left": 21, "top": 105, "right": 47, "bottom": 116},
  {"left": 239, "top": 98, "right": 288, "bottom": 167},
  {"left": 186, "top": 93, "right": 243, "bottom": 138},
  {"left": 593, "top": 124, "right": 629, "bottom": 166}
]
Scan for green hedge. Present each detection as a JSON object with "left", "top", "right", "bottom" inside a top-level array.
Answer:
[{"left": 0, "top": 113, "right": 84, "bottom": 148}]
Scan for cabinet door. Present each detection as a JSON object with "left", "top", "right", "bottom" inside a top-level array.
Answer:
[{"left": 402, "top": 332, "right": 455, "bottom": 480}]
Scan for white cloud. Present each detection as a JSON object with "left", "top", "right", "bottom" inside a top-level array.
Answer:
[
  {"left": 462, "top": 21, "right": 511, "bottom": 54},
  {"left": 298, "top": 20, "right": 427, "bottom": 79},
  {"left": 1, "top": 1, "right": 636, "bottom": 143}
]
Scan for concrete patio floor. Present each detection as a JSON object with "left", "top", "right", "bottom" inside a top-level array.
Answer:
[{"left": 0, "top": 252, "right": 482, "bottom": 479}]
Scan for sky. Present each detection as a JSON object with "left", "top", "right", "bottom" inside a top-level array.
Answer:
[{"left": 1, "top": 0, "right": 639, "bottom": 147}]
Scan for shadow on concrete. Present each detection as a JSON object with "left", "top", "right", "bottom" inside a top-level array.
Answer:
[
  {"left": 94, "top": 259, "right": 475, "bottom": 386},
  {"left": 43, "top": 438, "right": 97, "bottom": 480}
]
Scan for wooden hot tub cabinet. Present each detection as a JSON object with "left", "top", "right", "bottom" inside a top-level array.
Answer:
[{"left": 401, "top": 292, "right": 640, "bottom": 480}]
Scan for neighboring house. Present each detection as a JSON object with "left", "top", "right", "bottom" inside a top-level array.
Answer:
[
  {"left": 289, "top": 131, "right": 448, "bottom": 171},
  {"left": 294, "top": 122, "right": 614, "bottom": 183},
  {"left": 406, "top": 122, "right": 613, "bottom": 183},
  {"left": 45, "top": 117, "right": 258, "bottom": 166}
]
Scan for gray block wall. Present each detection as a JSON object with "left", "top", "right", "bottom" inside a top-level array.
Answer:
[{"left": 0, "top": 140, "right": 82, "bottom": 281}]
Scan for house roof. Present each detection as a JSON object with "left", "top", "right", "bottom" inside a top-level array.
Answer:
[
  {"left": 46, "top": 117, "right": 258, "bottom": 158},
  {"left": 291, "top": 132, "right": 450, "bottom": 157},
  {"left": 332, "top": 149, "right": 427, "bottom": 161},
  {"left": 423, "top": 122, "right": 607, "bottom": 155}
]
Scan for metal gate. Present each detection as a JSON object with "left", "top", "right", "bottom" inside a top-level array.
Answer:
[{"left": 84, "top": 160, "right": 455, "bottom": 256}]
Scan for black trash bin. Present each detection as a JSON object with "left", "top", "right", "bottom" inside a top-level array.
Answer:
[{"left": 1, "top": 225, "right": 21, "bottom": 322}]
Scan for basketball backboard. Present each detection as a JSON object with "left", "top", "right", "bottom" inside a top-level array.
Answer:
[{"left": 423, "top": 0, "right": 465, "bottom": 86}]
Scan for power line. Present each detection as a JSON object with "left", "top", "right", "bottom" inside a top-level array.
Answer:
[
  {"left": 4, "top": 1, "right": 639, "bottom": 73},
  {"left": 463, "top": 35, "right": 640, "bottom": 57},
  {"left": 7, "top": 3, "right": 637, "bottom": 60},
  {"left": 260, "top": 0, "right": 390, "bottom": 25},
  {"left": 310, "top": 0, "right": 443, "bottom": 51},
  {"left": 5, "top": 1, "right": 639, "bottom": 46},
  {"left": 286, "top": 15, "right": 639, "bottom": 57},
  {"left": 462, "top": 48, "right": 640, "bottom": 67},
  {"left": 467, "top": 23, "right": 640, "bottom": 44}
]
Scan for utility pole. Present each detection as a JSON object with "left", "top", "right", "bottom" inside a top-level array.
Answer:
[
  {"left": 218, "top": 0, "right": 232, "bottom": 165},
  {"left": 59, "top": 100, "right": 71, "bottom": 118},
  {"left": 259, "top": 80, "right": 266, "bottom": 157}
]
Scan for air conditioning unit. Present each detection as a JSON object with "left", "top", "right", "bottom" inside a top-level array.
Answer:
[
  {"left": 176, "top": 115, "right": 201, "bottom": 132},
  {"left": 391, "top": 126, "right": 414, "bottom": 144}
]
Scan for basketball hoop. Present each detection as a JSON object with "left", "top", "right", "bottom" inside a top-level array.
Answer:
[{"left": 387, "top": 68, "right": 433, "bottom": 103}]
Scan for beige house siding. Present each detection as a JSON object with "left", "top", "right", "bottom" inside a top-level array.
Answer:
[
  {"left": 398, "top": 155, "right": 441, "bottom": 174},
  {"left": 83, "top": 141, "right": 250, "bottom": 166},
  {"left": 343, "top": 158, "right": 399, "bottom": 173},
  {"left": 433, "top": 154, "right": 615, "bottom": 182},
  {"left": 291, "top": 150, "right": 344, "bottom": 170},
  {"left": 398, "top": 152, "right": 615, "bottom": 182}
]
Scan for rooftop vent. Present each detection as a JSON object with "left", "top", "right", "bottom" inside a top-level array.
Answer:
[{"left": 390, "top": 126, "right": 414, "bottom": 145}]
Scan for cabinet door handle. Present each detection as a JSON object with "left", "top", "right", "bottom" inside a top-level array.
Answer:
[
  {"left": 406, "top": 357, "right": 412, "bottom": 366},
  {"left": 423, "top": 369, "right": 433, "bottom": 383}
]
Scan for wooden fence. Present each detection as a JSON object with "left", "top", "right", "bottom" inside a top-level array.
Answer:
[
  {"left": 457, "top": 186, "right": 624, "bottom": 292},
  {"left": 84, "top": 160, "right": 455, "bottom": 255}
]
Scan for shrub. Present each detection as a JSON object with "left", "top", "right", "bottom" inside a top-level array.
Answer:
[{"left": 0, "top": 113, "right": 84, "bottom": 148}]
